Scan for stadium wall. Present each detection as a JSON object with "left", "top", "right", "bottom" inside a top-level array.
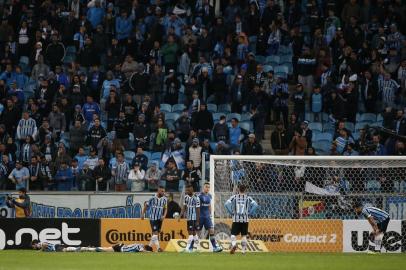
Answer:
[{"left": 0, "top": 218, "right": 405, "bottom": 252}]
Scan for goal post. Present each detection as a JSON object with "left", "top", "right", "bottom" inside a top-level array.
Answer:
[{"left": 209, "top": 155, "right": 406, "bottom": 252}]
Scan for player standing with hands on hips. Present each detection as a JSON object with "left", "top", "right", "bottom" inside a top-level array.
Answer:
[
  {"left": 180, "top": 184, "right": 200, "bottom": 252},
  {"left": 225, "top": 184, "right": 258, "bottom": 254},
  {"left": 141, "top": 186, "right": 168, "bottom": 252},
  {"left": 353, "top": 201, "right": 390, "bottom": 253}
]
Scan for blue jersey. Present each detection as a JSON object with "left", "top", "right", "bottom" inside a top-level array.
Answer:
[
  {"left": 184, "top": 194, "right": 200, "bottom": 221},
  {"left": 41, "top": 242, "right": 62, "bottom": 252},
  {"left": 199, "top": 193, "right": 211, "bottom": 219},
  {"left": 361, "top": 206, "right": 390, "bottom": 224},
  {"left": 147, "top": 195, "right": 167, "bottom": 221},
  {"left": 121, "top": 244, "right": 144, "bottom": 252}
]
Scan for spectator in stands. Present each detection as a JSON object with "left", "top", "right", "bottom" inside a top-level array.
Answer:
[
  {"left": 213, "top": 115, "right": 229, "bottom": 142},
  {"left": 84, "top": 147, "right": 98, "bottom": 170},
  {"left": 145, "top": 161, "right": 161, "bottom": 192},
  {"left": 271, "top": 121, "right": 289, "bottom": 155},
  {"left": 335, "top": 129, "right": 354, "bottom": 155},
  {"left": 343, "top": 143, "right": 359, "bottom": 156},
  {"left": 310, "top": 85, "right": 323, "bottom": 122},
  {"left": 251, "top": 105, "right": 265, "bottom": 143},
  {"left": 230, "top": 74, "right": 246, "bottom": 113},
  {"left": 291, "top": 83, "right": 306, "bottom": 121},
  {"left": 271, "top": 77, "right": 289, "bottom": 127},
  {"left": 87, "top": 118, "right": 106, "bottom": 149},
  {"left": 128, "top": 162, "right": 145, "bottom": 192},
  {"left": 8, "top": 160, "right": 29, "bottom": 190},
  {"left": 133, "top": 113, "right": 150, "bottom": 150},
  {"left": 289, "top": 129, "right": 308, "bottom": 156},
  {"left": 242, "top": 134, "right": 263, "bottom": 155},
  {"left": 187, "top": 138, "right": 202, "bottom": 169},
  {"left": 111, "top": 152, "right": 129, "bottom": 191},
  {"left": 371, "top": 134, "right": 387, "bottom": 156},
  {"left": 55, "top": 160, "right": 74, "bottom": 191},
  {"left": 300, "top": 121, "right": 313, "bottom": 147},
  {"left": 78, "top": 164, "right": 94, "bottom": 191},
  {"left": 183, "top": 160, "right": 201, "bottom": 192},
  {"left": 229, "top": 118, "right": 243, "bottom": 150},
  {"left": 132, "top": 147, "right": 148, "bottom": 172},
  {"left": 192, "top": 103, "right": 213, "bottom": 141},
  {"left": 93, "top": 158, "right": 110, "bottom": 191},
  {"left": 165, "top": 69, "right": 181, "bottom": 105},
  {"left": 114, "top": 111, "right": 131, "bottom": 149},
  {"left": 360, "top": 70, "right": 378, "bottom": 113},
  {"left": 161, "top": 159, "right": 180, "bottom": 192}
]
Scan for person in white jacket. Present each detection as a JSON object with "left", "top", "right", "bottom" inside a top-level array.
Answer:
[{"left": 128, "top": 162, "right": 145, "bottom": 192}]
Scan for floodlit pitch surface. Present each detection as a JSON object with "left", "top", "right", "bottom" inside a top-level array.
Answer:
[{"left": 1, "top": 251, "right": 405, "bottom": 270}]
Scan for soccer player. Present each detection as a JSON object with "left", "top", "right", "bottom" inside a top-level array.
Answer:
[
  {"left": 88, "top": 243, "right": 153, "bottom": 252},
  {"left": 31, "top": 240, "right": 81, "bottom": 252},
  {"left": 180, "top": 184, "right": 200, "bottom": 252},
  {"left": 199, "top": 182, "right": 223, "bottom": 252},
  {"left": 353, "top": 201, "right": 390, "bottom": 253},
  {"left": 141, "top": 186, "right": 168, "bottom": 252},
  {"left": 224, "top": 184, "right": 258, "bottom": 254}
]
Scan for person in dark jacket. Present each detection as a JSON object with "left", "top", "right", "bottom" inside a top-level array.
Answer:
[
  {"left": 69, "top": 120, "right": 87, "bottom": 155},
  {"left": 192, "top": 103, "right": 214, "bottom": 141},
  {"left": 114, "top": 111, "right": 131, "bottom": 149},
  {"left": 175, "top": 109, "right": 191, "bottom": 142},
  {"left": 133, "top": 114, "right": 150, "bottom": 150},
  {"left": 1, "top": 99, "right": 20, "bottom": 137},
  {"left": 241, "top": 134, "right": 263, "bottom": 155},
  {"left": 164, "top": 69, "right": 181, "bottom": 105},
  {"left": 291, "top": 83, "right": 306, "bottom": 121},
  {"left": 209, "top": 65, "right": 227, "bottom": 105},
  {"left": 271, "top": 121, "right": 289, "bottom": 155},
  {"left": 45, "top": 34, "right": 65, "bottom": 69},
  {"left": 213, "top": 115, "right": 229, "bottom": 142},
  {"left": 251, "top": 105, "right": 265, "bottom": 143},
  {"left": 132, "top": 146, "right": 149, "bottom": 172},
  {"left": 104, "top": 89, "right": 121, "bottom": 131},
  {"left": 87, "top": 118, "right": 107, "bottom": 148},
  {"left": 93, "top": 158, "right": 111, "bottom": 191}
]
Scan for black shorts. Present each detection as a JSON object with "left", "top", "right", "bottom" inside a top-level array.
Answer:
[
  {"left": 231, "top": 222, "right": 249, "bottom": 236},
  {"left": 150, "top": 220, "right": 163, "bottom": 232},
  {"left": 377, "top": 218, "right": 390, "bottom": 233},
  {"left": 187, "top": 220, "right": 199, "bottom": 231},
  {"left": 112, "top": 244, "right": 123, "bottom": 252},
  {"left": 54, "top": 244, "right": 65, "bottom": 252}
]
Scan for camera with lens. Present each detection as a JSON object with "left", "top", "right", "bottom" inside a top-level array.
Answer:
[{"left": 6, "top": 194, "right": 13, "bottom": 201}]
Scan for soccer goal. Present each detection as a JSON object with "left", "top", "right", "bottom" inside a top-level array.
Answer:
[{"left": 209, "top": 155, "right": 406, "bottom": 252}]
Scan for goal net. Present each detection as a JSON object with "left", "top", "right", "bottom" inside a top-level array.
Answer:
[{"left": 210, "top": 156, "right": 406, "bottom": 252}]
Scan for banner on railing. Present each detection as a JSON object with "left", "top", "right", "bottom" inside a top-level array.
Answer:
[
  {"left": 0, "top": 193, "right": 153, "bottom": 218},
  {"left": 0, "top": 218, "right": 100, "bottom": 250},
  {"left": 386, "top": 197, "right": 406, "bottom": 220},
  {"left": 100, "top": 219, "right": 187, "bottom": 249}
]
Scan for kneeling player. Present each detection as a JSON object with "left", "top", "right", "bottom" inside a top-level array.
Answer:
[
  {"left": 31, "top": 240, "right": 81, "bottom": 252},
  {"left": 180, "top": 184, "right": 200, "bottom": 252},
  {"left": 199, "top": 182, "right": 222, "bottom": 252},
  {"left": 141, "top": 186, "right": 168, "bottom": 252},
  {"left": 224, "top": 184, "right": 258, "bottom": 254},
  {"left": 353, "top": 201, "right": 390, "bottom": 253},
  {"left": 89, "top": 243, "right": 153, "bottom": 252}
]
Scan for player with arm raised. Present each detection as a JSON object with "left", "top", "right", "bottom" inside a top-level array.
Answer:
[
  {"left": 224, "top": 184, "right": 258, "bottom": 254},
  {"left": 180, "top": 184, "right": 200, "bottom": 252},
  {"left": 353, "top": 201, "right": 390, "bottom": 253},
  {"left": 199, "top": 182, "right": 223, "bottom": 252},
  {"left": 141, "top": 186, "right": 168, "bottom": 252}
]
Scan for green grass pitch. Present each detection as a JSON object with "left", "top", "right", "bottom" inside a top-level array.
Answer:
[{"left": 1, "top": 251, "right": 406, "bottom": 270}]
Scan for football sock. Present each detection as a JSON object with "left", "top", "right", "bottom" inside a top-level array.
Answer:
[
  {"left": 231, "top": 235, "right": 237, "bottom": 248},
  {"left": 209, "top": 234, "right": 217, "bottom": 248},
  {"left": 241, "top": 236, "right": 247, "bottom": 253}
]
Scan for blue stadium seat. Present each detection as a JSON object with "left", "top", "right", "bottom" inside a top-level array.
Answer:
[
  {"left": 279, "top": 55, "right": 292, "bottom": 64},
  {"left": 352, "top": 132, "right": 360, "bottom": 141},
  {"left": 321, "top": 112, "right": 330, "bottom": 123},
  {"left": 323, "top": 123, "right": 335, "bottom": 133},
  {"left": 263, "top": 65, "right": 273, "bottom": 73},
  {"left": 166, "top": 121, "right": 176, "bottom": 131},
  {"left": 313, "top": 132, "right": 333, "bottom": 143},
  {"left": 124, "top": 151, "right": 135, "bottom": 163},
  {"left": 160, "top": 104, "right": 172, "bottom": 113},
  {"left": 164, "top": 112, "right": 180, "bottom": 122},
  {"left": 63, "top": 54, "right": 75, "bottom": 65},
  {"left": 240, "top": 121, "right": 253, "bottom": 133},
  {"left": 274, "top": 65, "right": 288, "bottom": 79},
  {"left": 305, "top": 112, "right": 314, "bottom": 122},
  {"left": 377, "top": 114, "right": 384, "bottom": 122},
  {"left": 143, "top": 151, "right": 152, "bottom": 160},
  {"left": 359, "top": 113, "right": 376, "bottom": 123},
  {"left": 226, "top": 113, "right": 241, "bottom": 122},
  {"left": 278, "top": 45, "right": 293, "bottom": 55},
  {"left": 241, "top": 113, "right": 251, "bottom": 122},
  {"left": 355, "top": 122, "right": 369, "bottom": 132},
  {"left": 151, "top": 152, "right": 162, "bottom": 161},
  {"left": 312, "top": 141, "right": 331, "bottom": 155},
  {"left": 265, "top": 55, "right": 280, "bottom": 66},
  {"left": 172, "top": 103, "right": 186, "bottom": 113},
  {"left": 213, "top": 113, "right": 225, "bottom": 121},
  {"left": 255, "top": 55, "right": 265, "bottom": 64},
  {"left": 218, "top": 104, "right": 231, "bottom": 113},
  {"left": 66, "top": 46, "right": 76, "bottom": 55},
  {"left": 308, "top": 122, "right": 323, "bottom": 132},
  {"left": 371, "top": 120, "right": 383, "bottom": 127},
  {"left": 344, "top": 122, "right": 355, "bottom": 132},
  {"left": 207, "top": 103, "right": 217, "bottom": 113}
]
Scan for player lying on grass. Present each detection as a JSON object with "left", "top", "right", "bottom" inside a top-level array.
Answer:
[
  {"left": 225, "top": 184, "right": 258, "bottom": 254},
  {"left": 82, "top": 243, "right": 153, "bottom": 252},
  {"left": 31, "top": 240, "right": 81, "bottom": 252},
  {"left": 141, "top": 186, "right": 168, "bottom": 252},
  {"left": 199, "top": 182, "right": 222, "bottom": 252},
  {"left": 353, "top": 201, "right": 390, "bottom": 253}
]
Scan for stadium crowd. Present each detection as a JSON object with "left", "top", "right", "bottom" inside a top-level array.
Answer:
[{"left": 0, "top": 0, "right": 405, "bottom": 192}]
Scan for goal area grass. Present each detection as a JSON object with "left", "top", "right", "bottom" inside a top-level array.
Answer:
[{"left": 1, "top": 250, "right": 405, "bottom": 270}]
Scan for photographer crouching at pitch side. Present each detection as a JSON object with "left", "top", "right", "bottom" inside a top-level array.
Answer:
[{"left": 6, "top": 188, "right": 31, "bottom": 218}]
